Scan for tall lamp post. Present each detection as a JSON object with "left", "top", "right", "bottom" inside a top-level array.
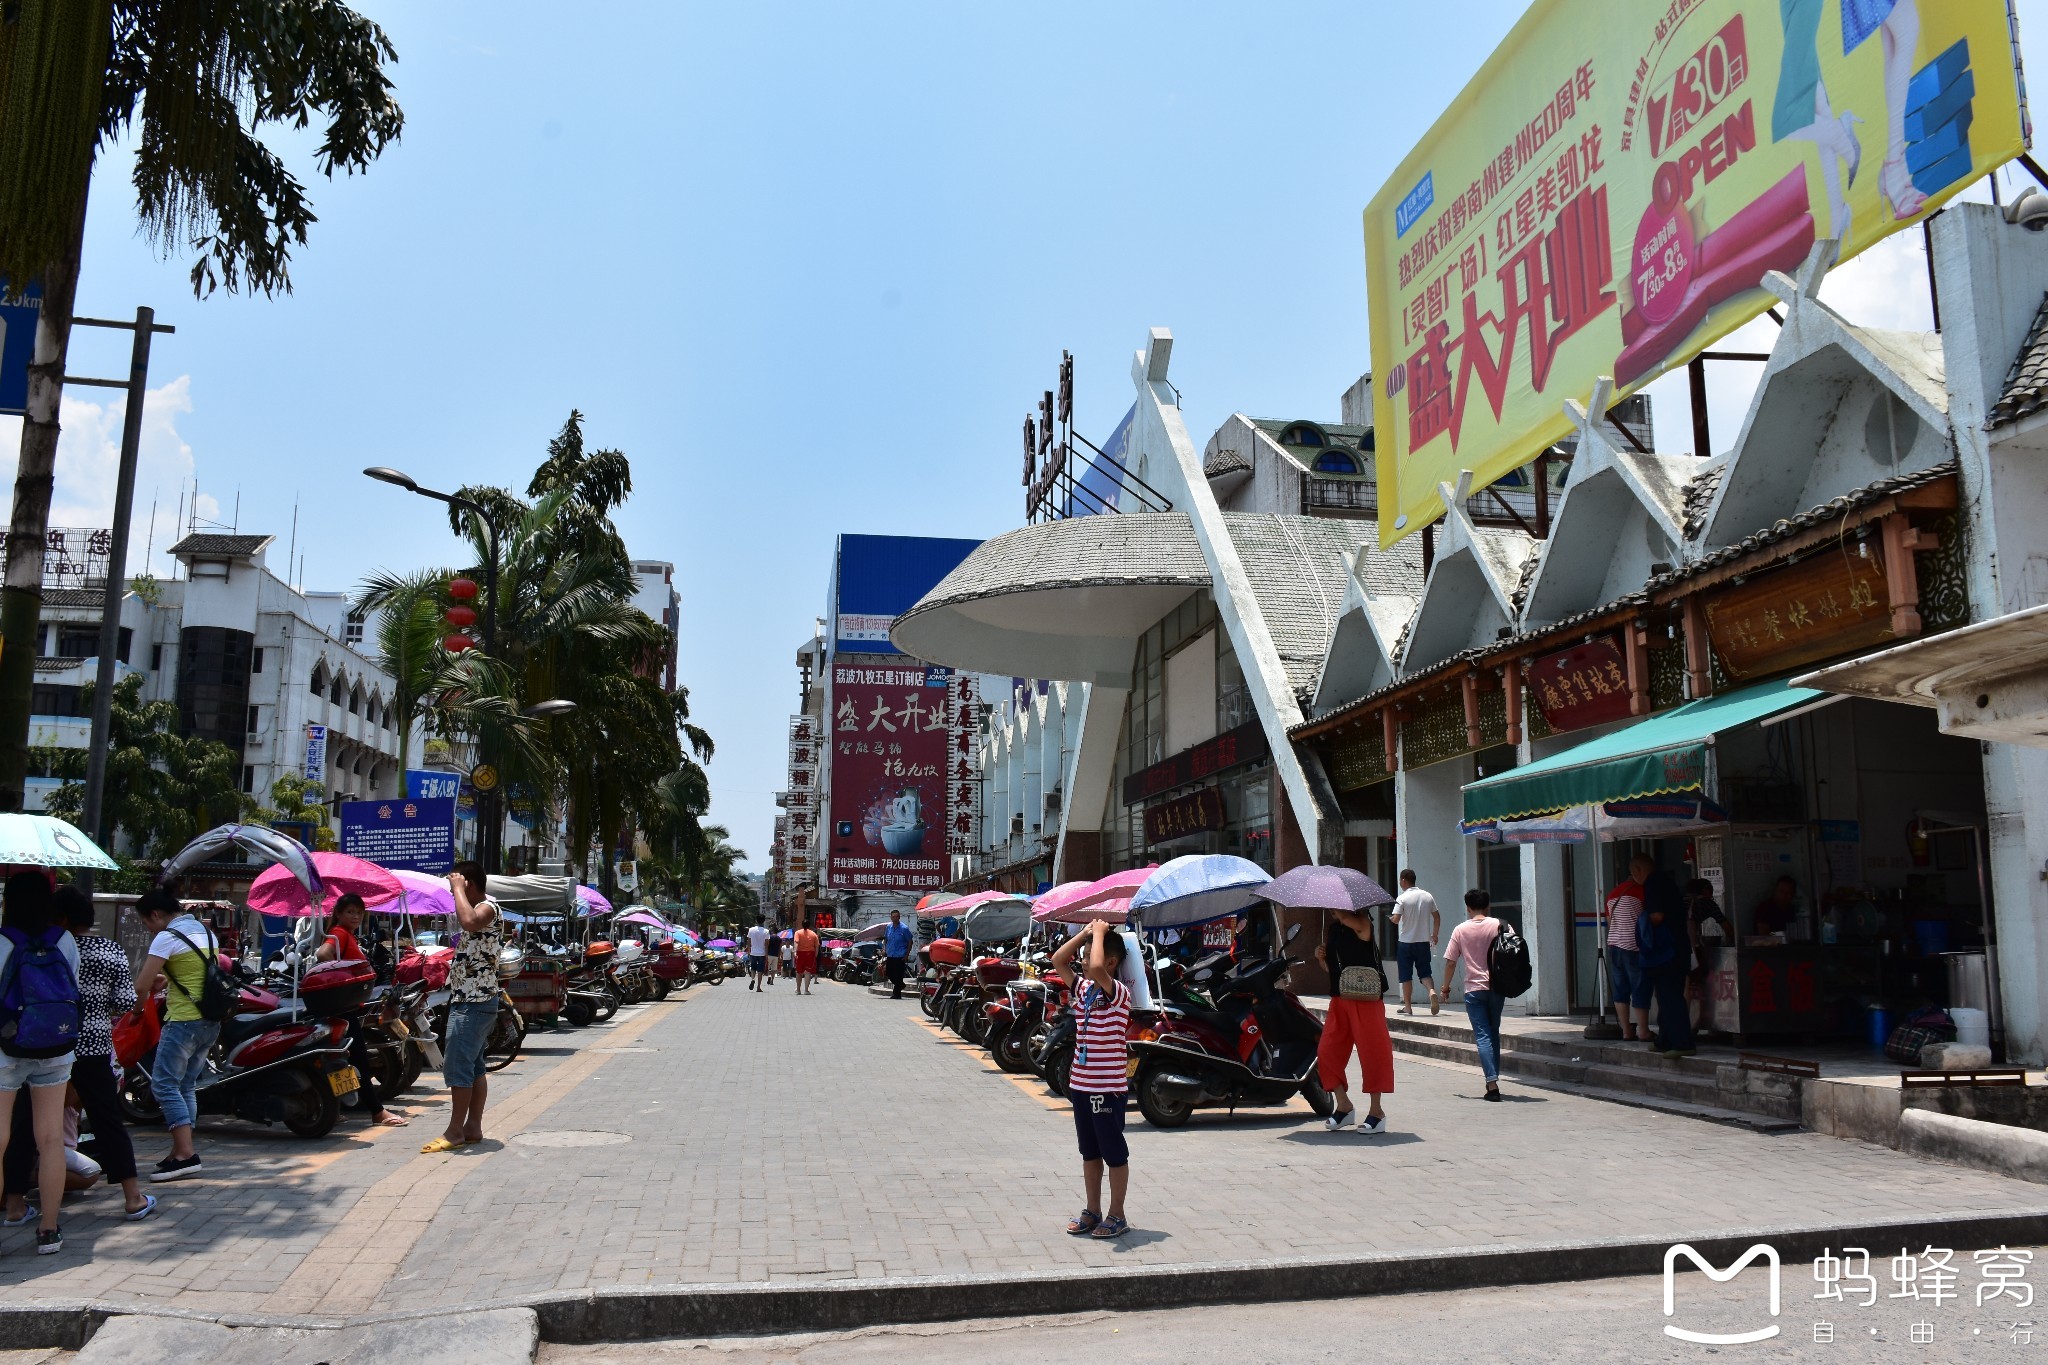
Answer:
[{"left": 364, "top": 467, "right": 577, "bottom": 874}]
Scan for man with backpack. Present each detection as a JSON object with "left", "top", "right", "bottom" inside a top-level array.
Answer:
[
  {"left": 1437, "top": 889, "right": 1531, "bottom": 1103},
  {"left": 133, "top": 890, "right": 228, "bottom": 1182}
]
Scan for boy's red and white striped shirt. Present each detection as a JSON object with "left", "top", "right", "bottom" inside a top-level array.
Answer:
[{"left": 1069, "top": 978, "right": 1131, "bottom": 1094}]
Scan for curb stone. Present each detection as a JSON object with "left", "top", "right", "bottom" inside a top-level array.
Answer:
[{"left": 6, "top": 1209, "right": 2046, "bottom": 1349}]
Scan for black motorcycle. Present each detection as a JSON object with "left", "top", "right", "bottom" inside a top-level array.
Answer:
[{"left": 1129, "top": 954, "right": 1332, "bottom": 1128}]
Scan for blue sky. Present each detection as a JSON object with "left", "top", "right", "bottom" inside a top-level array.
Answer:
[{"left": 15, "top": 1, "right": 2048, "bottom": 870}]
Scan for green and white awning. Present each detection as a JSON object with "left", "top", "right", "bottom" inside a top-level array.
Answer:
[{"left": 1460, "top": 679, "right": 1823, "bottom": 823}]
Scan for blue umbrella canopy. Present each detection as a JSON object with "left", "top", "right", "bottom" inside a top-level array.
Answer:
[
  {"left": 1256, "top": 865, "right": 1394, "bottom": 912},
  {"left": 0, "top": 814, "right": 117, "bottom": 871},
  {"left": 159, "top": 823, "right": 318, "bottom": 893},
  {"left": 1127, "top": 854, "right": 1272, "bottom": 929}
]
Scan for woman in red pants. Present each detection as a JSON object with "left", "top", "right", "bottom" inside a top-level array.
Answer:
[{"left": 1315, "top": 905, "right": 1395, "bottom": 1135}]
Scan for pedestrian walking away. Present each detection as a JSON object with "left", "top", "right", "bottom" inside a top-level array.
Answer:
[
  {"left": 746, "top": 923, "right": 769, "bottom": 991},
  {"left": 422, "top": 862, "right": 501, "bottom": 1154},
  {"left": 1050, "top": 919, "right": 1132, "bottom": 1239},
  {"left": 0, "top": 873, "right": 82, "bottom": 1254},
  {"left": 1638, "top": 869, "right": 1696, "bottom": 1057},
  {"left": 132, "top": 888, "right": 221, "bottom": 1184},
  {"left": 1314, "top": 904, "right": 1394, "bottom": 1135},
  {"left": 0, "top": 886, "right": 156, "bottom": 1230},
  {"left": 762, "top": 927, "right": 781, "bottom": 986},
  {"left": 1389, "top": 871, "right": 1441, "bottom": 1015},
  {"left": 1605, "top": 856, "right": 1653, "bottom": 1041},
  {"left": 882, "top": 911, "right": 913, "bottom": 999},
  {"left": 793, "top": 922, "right": 819, "bottom": 995},
  {"left": 1439, "top": 890, "right": 1505, "bottom": 1102}
]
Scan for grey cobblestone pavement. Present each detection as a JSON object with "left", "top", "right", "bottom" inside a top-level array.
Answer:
[{"left": 0, "top": 977, "right": 2042, "bottom": 1316}]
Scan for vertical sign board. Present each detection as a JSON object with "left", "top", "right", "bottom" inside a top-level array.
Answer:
[
  {"left": 339, "top": 797, "right": 456, "bottom": 873},
  {"left": 826, "top": 662, "right": 951, "bottom": 893},
  {"left": 0, "top": 285, "right": 41, "bottom": 416},
  {"left": 1364, "top": 0, "right": 2027, "bottom": 547},
  {"left": 302, "top": 724, "right": 329, "bottom": 783},
  {"left": 945, "top": 672, "right": 982, "bottom": 856}
]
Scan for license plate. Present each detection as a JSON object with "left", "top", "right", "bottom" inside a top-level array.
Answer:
[{"left": 327, "top": 1066, "right": 360, "bottom": 1097}]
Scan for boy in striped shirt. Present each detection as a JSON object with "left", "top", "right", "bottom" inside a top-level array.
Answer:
[{"left": 1052, "top": 919, "right": 1132, "bottom": 1240}]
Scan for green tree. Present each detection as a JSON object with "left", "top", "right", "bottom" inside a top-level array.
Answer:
[
  {"left": 37, "top": 674, "right": 251, "bottom": 855},
  {"left": 0, "top": 0, "right": 404, "bottom": 811},
  {"left": 352, "top": 567, "right": 452, "bottom": 774},
  {"left": 255, "top": 772, "right": 335, "bottom": 851}
]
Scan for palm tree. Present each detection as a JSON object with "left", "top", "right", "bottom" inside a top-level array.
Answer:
[
  {"left": 353, "top": 568, "right": 447, "bottom": 775},
  {"left": 0, "top": 0, "right": 403, "bottom": 811}
]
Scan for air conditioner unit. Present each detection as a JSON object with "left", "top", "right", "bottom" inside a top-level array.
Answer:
[
  {"left": 1010, "top": 813, "right": 1024, "bottom": 835},
  {"left": 1045, "top": 788, "right": 1062, "bottom": 814}
]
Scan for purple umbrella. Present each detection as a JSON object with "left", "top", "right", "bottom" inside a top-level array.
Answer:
[{"left": 1255, "top": 864, "right": 1394, "bottom": 912}]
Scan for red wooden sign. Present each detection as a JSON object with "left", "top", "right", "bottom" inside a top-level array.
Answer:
[{"left": 1526, "top": 636, "right": 1633, "bottom": 733}]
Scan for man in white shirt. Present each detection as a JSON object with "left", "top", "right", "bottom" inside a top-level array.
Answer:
[
  {"left": 1389, "top": 869, "right": 1441, "bottom": 1016},
  {"left": 746, "top": 924, "right": 769, "bottom": 992}
]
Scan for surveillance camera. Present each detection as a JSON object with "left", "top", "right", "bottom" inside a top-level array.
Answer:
[{"left": 2004, "top": 187, "right": 2048, "bottom": 233}]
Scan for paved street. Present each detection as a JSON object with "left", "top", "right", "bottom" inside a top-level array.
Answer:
[{"left": 0, "top": 977, "right": 2043, "bottom": 1318}]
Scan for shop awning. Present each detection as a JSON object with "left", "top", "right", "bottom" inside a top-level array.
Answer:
[
  {"left": 1793, "top": 603, "right": 2048, "bottom": 748},
  {"left": 1460, "top": 678, "right": 1822, "bottom": 823}
]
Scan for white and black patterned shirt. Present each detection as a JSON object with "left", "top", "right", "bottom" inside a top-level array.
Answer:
[
  {"left": 448, "top": 903, "right": 505, "bottom": 1005},
  {"left": 74, "top": 934, "right": 137, "bottom": 1059}
]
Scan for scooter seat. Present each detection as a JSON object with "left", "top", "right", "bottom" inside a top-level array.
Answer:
[{"left": 219, "top": 1000, "right": 308, "bottom": 1046}]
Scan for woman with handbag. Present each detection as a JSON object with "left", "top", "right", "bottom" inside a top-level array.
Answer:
[{"left": 1314, "top": 906, "right": 1394, "bottom": 1135}]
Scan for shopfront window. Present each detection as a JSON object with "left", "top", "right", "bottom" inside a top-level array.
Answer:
[{"left": 1479, "top": 845, "right": 1524, "bottom": 937}]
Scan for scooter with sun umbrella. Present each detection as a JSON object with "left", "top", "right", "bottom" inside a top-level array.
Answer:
[{"left": 124, "top": 827, "right": 378, "bottom": 1138}]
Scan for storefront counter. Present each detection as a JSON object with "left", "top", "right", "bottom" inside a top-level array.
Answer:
[{"left": 1700, "top": 944, "right": 1882, "bottom": 1041}]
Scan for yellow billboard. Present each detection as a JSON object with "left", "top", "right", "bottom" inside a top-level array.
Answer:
[{"left": 1366, "top": 0, "right": 2028, "bottom": 547}]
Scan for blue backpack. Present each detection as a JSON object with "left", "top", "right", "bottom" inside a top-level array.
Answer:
[{"left": 0, "top": 927, "right": 81, "bottom": 1059}]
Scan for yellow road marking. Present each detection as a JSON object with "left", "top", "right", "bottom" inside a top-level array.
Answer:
[
  {"left": 265, "top": 997, "right": 686, "bottom": 1316},
  {"left": 912, "top": 1014, "right": 1065, "bottom": 1111}
]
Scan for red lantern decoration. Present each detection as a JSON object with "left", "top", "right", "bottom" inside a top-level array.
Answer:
[
  {"left": 444, "top": 634, "right": 475, "bottom": 653},
  {"left": 444, "top": 604, "right": 477, "bottom": 629},
  {"left": 448, "top": 577, "right": 479, "bottom": 601}
]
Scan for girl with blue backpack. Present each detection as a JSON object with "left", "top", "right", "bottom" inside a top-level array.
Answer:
[{"left": 0, "top": 872, "right": 82, "bottom": 1255}]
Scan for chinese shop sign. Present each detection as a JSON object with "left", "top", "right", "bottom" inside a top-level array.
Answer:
[
  {"left": 1145, "top": 787, "right": 1226, "bottom": 845},
  {"left": 1527, "top": 636, "right": 1634, "bottom": 732},
  {"left": 1122, "top": 721, "right": 1270, "bottom": 806},
  {"left": 340, "top": 798, "right": 455, "bottom": 873},
  {"left": 1702, "top": 550, "right": 1893, "bottom": 681},
  {"left": 827, "top": 664, "right": 952, "bottom": 893},
  {"left": 1365, "top": 0, "right": 2023, "bottom": 548}
]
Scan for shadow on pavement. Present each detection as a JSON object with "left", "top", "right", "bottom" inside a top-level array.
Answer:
[{"left": 1278, "top": 1129, "right": 1425, "bottom": 1147}]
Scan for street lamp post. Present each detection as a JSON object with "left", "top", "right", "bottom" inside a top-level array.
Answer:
[{"left": 364, "top": 467, "right": 577, "bottom": 875}]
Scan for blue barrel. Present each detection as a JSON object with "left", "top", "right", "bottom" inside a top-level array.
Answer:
[{"left": 1867, "top": 1004, "right": 1892, "bottom": 1051}]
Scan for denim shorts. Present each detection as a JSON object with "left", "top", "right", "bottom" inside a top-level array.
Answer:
[
  {"left": 0, "top": 1051, "right": 72, "bottom": 1092},
  {"left": 1607, "top": 945, "right": 1652, "bottom": 1009},
  {"left": 1395, "top": 940, "right": 1435, "bottom": 983},
  {"left": 443, "top": 1000, "right": 499, "bottom": 1088}
]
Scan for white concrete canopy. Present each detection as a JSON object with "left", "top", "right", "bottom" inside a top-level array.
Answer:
[
  {"left": 891, "top": 513, "right": 1208, "bottom": 686},
  {"left": 1399, "top": 472, "right": 1536, "bottom": 672},
  {"left": 1794, "top": 604, "right": 2048, "bottom": 746}
]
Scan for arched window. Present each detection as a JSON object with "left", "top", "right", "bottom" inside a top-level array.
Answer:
[
  {"left": 1360, "top": 428, "right": 1376, "bottom": 453},
  {"left": 330, "top": 672, "right": 345, "bottom": 706},
  {"left": 309, "top": 663, "right": 326, "bottom": 697},
  {"left": 348, "top": 684, "right": 362, "bottom": 716},
  {"left": 1279, "top": 423, "right": 1327, "bottom": 447},
  {"left": 1313, "top": 450, "right": 1361, "bottom": 474}
]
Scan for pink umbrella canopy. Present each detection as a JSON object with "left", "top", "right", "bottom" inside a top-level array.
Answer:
[
  {"left": 927, "top": 889, "right": 1013, "bottom": 919},
  {"left": 248, "top": 852, "right": 404, "bottom": 918},
  {"left": 1033, "top": 866, "right": 1155, "bottom": 923},
  {"left": 1255, "top": 864, "right": 1393, "bottom": 912}
]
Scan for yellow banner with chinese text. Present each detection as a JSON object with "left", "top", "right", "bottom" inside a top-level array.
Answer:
[{"left": 1365, "top": 0, "right": 2026, "bottom": 548}]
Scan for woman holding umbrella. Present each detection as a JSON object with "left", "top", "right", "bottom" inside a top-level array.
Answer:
[{"left": 1315, "top": 905, "right": 1393, "bottom": 1135}]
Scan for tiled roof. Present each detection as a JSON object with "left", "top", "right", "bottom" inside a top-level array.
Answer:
[
  {"left": 34, "top": 656, "right": 84, "bottom": 674},
  {"left": 1681, "top": 462, "right": 1725, "bottom": 540},
  {"left": 1223, "top": 515, "right": 1372, "bottom": 695},
  {"left": 169, "top": 533, "right": 271, "bottom": 558},
  {"left": 1989, "top": 291, "right": 2048, "bottom": 427},
  {"left": 1203, "top": 449, "right": 1251, "bottom": 479},
  {"left": 41, "top": 588, "right": 104, "bottom": 608},
  {"left": 1644, "top": 460, "right": 1958, "bottom": 595}
]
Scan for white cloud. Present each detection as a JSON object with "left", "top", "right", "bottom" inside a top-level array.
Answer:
[{"left": 0, "top": 373, "right": 216, "bottom": 579}]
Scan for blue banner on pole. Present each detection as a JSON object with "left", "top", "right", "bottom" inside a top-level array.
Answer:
[
  {"left": 0, "top": 284, "right": 42, "bottom": 417},
  {"left": 406, "top": 770, "right": 461, "bottom": 801},
  {"left": 340, "top": 797, "right": 456, "bottom": 872}
]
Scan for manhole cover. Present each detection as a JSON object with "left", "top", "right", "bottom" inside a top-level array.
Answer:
[
  {"left": 596, "top": 1046, "right": 657, "bottom": 1053},
  {"left": 511, "top": 1130, "right": 632, "bottom": 1148}
]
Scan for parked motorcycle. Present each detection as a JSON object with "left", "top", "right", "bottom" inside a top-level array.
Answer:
[
  {"left": 1129, "top": 954, "right": 1332, "bottom": 1128},
  {"left": 120, "top": 958, "right": 371, "bottom": 1139},
  {"left": 425, "top": 983, "right": 526, "bottom": 1073}
]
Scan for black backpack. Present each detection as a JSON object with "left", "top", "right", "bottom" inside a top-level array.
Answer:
[
  {"left": 1488, "top": 920, "right": 1533, "bottom": 999},
  {"left": 165, "top": 926, "right": 239, "bottom": 1022}
]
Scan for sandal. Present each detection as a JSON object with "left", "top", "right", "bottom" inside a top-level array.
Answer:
[
  {"left": 124, "top": 1195, "right": 158, "bottom": 1223},
  {"left": 419, "top": 1135, "right": 470, "bottom": 1154},
  {"left": 1, "top": 1205, "right": 36, "bottom": 1228},
  {"left": 374, "top": 1113, "right": 410, "bottom": 1127},
  {"left": 1091, "top": 1214, "right": 1130, "bottom": 1240},
  {"left": 1065, "top": 1209, "right": 1101, "bottom": 1236}
]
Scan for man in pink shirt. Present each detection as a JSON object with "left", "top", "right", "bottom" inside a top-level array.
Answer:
[{"left": 1439, "top": 889, "right": 1505, "bottom": 1102}]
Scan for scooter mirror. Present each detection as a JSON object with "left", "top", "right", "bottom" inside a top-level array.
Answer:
[{"left": 1284, "top": 923, "right": 1303, "bottom": 943}]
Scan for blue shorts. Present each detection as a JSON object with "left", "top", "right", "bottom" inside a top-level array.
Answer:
[
  {"left": 1395, "top": 941, "right": 1435, "bottom": 983},
  {"left": 0, "top": 1052, "right": 72, "bottom": 1092},
  {"left": 1072, "top": 1089, "right": 1129, "bottom": 1167},
  {"left": 749, "top": 955, "right": 767, "bottom": 974},
  {"left": 1607, "top": 946, "right": 1651, "bottom": 1010},
  {"left": 443, "top": 1000, "right": 499, "bottom": 1088}
]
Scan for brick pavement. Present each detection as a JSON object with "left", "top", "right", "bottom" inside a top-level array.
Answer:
[{"left": 0, "top": 979, "right": 2042, "bottom": 1316}]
